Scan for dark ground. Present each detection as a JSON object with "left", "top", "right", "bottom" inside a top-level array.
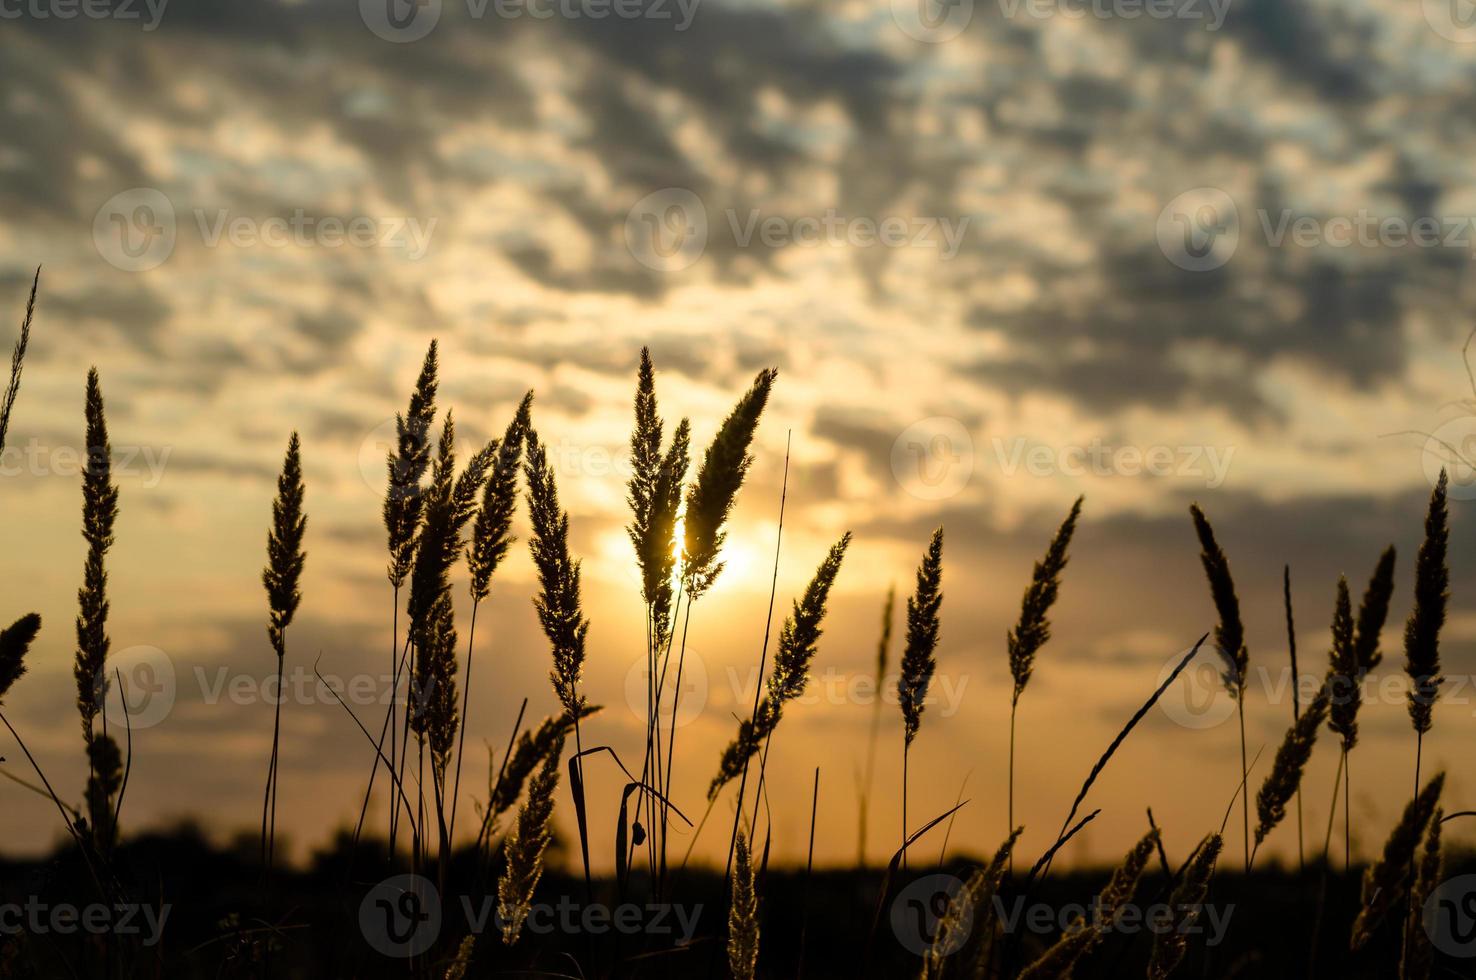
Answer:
[{"left": 0, "top": 825, "right": 1469, "bottom": 978}]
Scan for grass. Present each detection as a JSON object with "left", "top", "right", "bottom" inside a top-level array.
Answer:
[{"left": 0, "top": 307, "right": 1469, "bottom": 979}]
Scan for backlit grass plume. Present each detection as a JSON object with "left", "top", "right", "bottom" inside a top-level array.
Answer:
[
  {"left": 899, "top": 527, "right": 943, "bottom": 863},
  {"left": 922, "top": 827, "right": 1021, "bottom": 980},
  {"left": 1008, "top": 496, "right": 1082, "bottom": 859},
  {"left": 728, "top": 829, "right": 760, "bottom": 980},
  {"left": 1404, "top": 471, "right": 1448, "bottom": 743},
  {"left": 707, "top": 533, "right": 851, "bottom": 799},
  {"left": 1189, "top": 503, "right": 1250, "bottom": 870},
  {"left": 681, "top": 367, "right": 777, "bottom": 598},
  {"left": 1402, "top": 807, "right": 1442, "bottom": 980},
  {"left": 1253, "top": 682, "right": 1329, "bottom": 855},
  {"left": 1148, "top": 834, "right": 1223, "bottom": 980},
  {"left": 1350, "top": 771, "right": 1444, "bottom": 951},
  {"left": 0, "top": 614, "right": 40, "bottom": 702},
  {"left": 627, "top": 348, "right": 690, "bottom": 645},
  {"left": 497, "top": 733, "right": 564, "bottom": 945},
  {"left": 1019, "top": 828, "right": 1158, "bottom": 979},
  {"left": 525, "top": 426, "right": 589, "bottom": 716},
  {"left": 488, "top": 707, "right": 597, "bottom": 818},
  {"left": 73, "top": 369, "right": 122, "bottom": 851},
  {"left": 0, "top": 268, "right": 38, "bottom": 459},
  {"left": 1328, "top": 548, "right": 1396, "bottom": 752},
  {"left": 384, "top": 341, "right": 439, "bottom": 588},
  {"left": 260, "top": 432, "right": 306, "bottom": 873}
]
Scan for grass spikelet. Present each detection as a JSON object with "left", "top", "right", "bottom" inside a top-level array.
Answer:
[
  {"left": 1008, "top": 497, "right": 1082, "bottom": 862},
  {"left": 73, "top": 369, "right": 121, "bottom": 850},
  {"left": 728, "top": 829, "right": 760, "bottom": 980},
  {"left": 682, "top": 367, "right": 777, "bottom": 598},
  {"left": 1188, "top": 503, "right": 1250, "bottom": 870},
  {"left": 384, "top": 341, "right": 438, "bottom": 588},
  {"left": 525, "top": 426, "right": 590, "bottom": 716},
  {"left": 899, "top": 528, "right": 943, "bottom": 865},
  {"left": 260, "top": 432, "right": 306, "bottom": 872},
  {"left": 1404, "top": 471, "right": 1448, "bottom": 738},
  {"left": 1254, "top": 683, "right": 1330, "bottom": 851},
  {"left": 1350, "top": 771, "right": 1444, "bottom": 950},
  {"left": 1401, "top": 808, "right": 1441, "bottom": 980},
  {"left": 0, "top": 613, "right": 40, "bottom": 701},
  {"left": 0, "top": 267, "right": 38, "bottom": 459},
  {"left": 467, "top": 392, "right": 531, "bottom": 603},
  {"left": 921, "top": 827, "right": 1022, "bottom": 979},
  {"left": 1147, "top": 834, "right": 1223, "bottom": 980},
  {"left": 489, "top": 707, "right": 597, "bottom": 817},
  {"left": 444, "top": 934, "right": 475, "bottom": 980},
  {"left": 707, "top": 533, "right": 851, "bottom": 799},
  {"left": 497, "top": 733, "right": 564, "bottom": 945},
  {"left": 1009, "top": 496, "right": 1083, "bottom": 704},
  {"left": 1019, "top": 829, "right": 1158, "bottom": 979},
  {"left": 900, "top": 528, "right": 944, "bottom": 748}
]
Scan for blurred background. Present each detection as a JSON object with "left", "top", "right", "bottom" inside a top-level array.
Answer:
[{"left": 2, "top": 0, "right": 1476, "bottom": 874}]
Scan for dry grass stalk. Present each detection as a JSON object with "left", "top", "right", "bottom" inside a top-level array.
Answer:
[
  {"left": 1018, "top": 829, "right": 1158, "bottom": 979},
  {"left": 1147, "top": 834, "right": 1223, "bottom": 980},
  {"left": 0, "top": 614, "right": 40, "bottom": 701},
  {"left": 1254, "top": 683, "right": 1330, "bottom": 853},
  {"left": 1401, "top": 808, "right": 1442, "bottom": 980},
  {"left": 488, "top": 707, "right": 596, "bottom": 818},
  {"left": 1188, "top": 503, "right": 1250, "bottom": 870},
  {"left": 1404, "top": 471, "right": 1448, "bottom": 739},
  {"left": 1350, "top": 771, "right": 1444, "bottom": 950},
  {"left": 708, "top": 534, "right": 851, "bottom": 799},
  {"left": 260, "top": 432, "right": 306, "bottom": 873},
  {"left": 443, "top": 934, "right": 475, "bottom": 980},
  {"left": 899, "top": 528, "right": 944, "bottom": 864},
  {"left": 1008, "top": 497, "right": 1082, "bottom": 861},
  {"left": 728, "top": 829, "right": 760, "bottom": 980},
  {"left": 681, "top": 367, "right": 777, "bottom": 599},
  {"left": 73, "top": 368, "right": 122, "bottom": 850},
  {"left": 921, "top": 827, "right": 1022, "bottom": 980},
  {"left": 858, "top": 584, "right": 895, "bottom": 867},
  {"left": 497, "top": 733, "right": 564, "bottom": 945},
  {"left": 525, "top": 426, "right": 589, "bottom": 717},
  {"left": 384, "top": 341, "right": 439, "bottom": 589},
  {"left": 0, "top": 267, "right": 38, "bottom": 459}
]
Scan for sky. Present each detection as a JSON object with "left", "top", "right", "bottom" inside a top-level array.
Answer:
[{"left": 3, "top": 0, "right": 1476, "bottom": 873}]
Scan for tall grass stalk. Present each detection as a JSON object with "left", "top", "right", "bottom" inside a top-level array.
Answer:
[
  {"left": 898, "top": 528, "right": 944, "bottom": 869},
  {"left": 857, "top": 584, "right": 893, "bottom": 868},
  {"left": 1189, "top": 503, "right": 1250, "bottom": 872},
  {"left": 1007, "top": 497, "right": 1082, "bottom": 868},
  {"left": 260, "top": 433, "right": 305, "bottom": 876}
]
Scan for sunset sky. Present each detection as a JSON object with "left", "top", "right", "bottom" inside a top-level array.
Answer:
[{"left": 4, "top": 0, "right": 1476, "bottom": 874}]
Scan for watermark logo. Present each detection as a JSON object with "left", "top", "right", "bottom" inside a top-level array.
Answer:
[
  {"left": 0, "top": 898, "right": 170, "bottom": 946},
  {"left": 1424, "top": 0, "right": 1476, "bottom": 44},
  {"left": 1426, "top": 873, "right": 1476, "bottom": 956},
  {"left": 93, "top": 189, "right": 176, "bottom": 273},
  {"left": 0, "top": 0, "right": 169, "bottom": 31},
  {"left": 996, "top": 0, "right": 1232, "bottom": 30},
  {"left": 624, "top": 647, "right": 708, "bottom": 730},
  {"left": 891, "top": 417, "right": 975, "bottom": 501},
  {"left": 1421, "top": 416, "right": 1476, "bottom": 502},
  {"left": 360, "top": 0, "right": 442, "bottom": 42},
  {"left": 100, "top": 645, "right": 177, "bottom": 731},
  {"left": 892, "top": 874, "right": 970, "bottom": 955},
  {"left": 892, "top": 0, "right": 974, "bottom": 42},
  {"left": 1157, "top": 188, "right": 1238, "bottom": 272},
  {"left": 625, "top": 189, "right": 708, "bottom": 273},
  {"left": 1156, "top": 647, "right": 1237, "bottom": 730},
  {"left": 361, "top": 875, "right": 441, "bottom": 958}
]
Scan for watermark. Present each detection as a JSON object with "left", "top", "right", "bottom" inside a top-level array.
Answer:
[
  {"left": 1419, "top": 416, "right": 1476, "bottom": 502},
  {"left": 891, "top": 875, "right": 970, "bottom": 955},
  {"left": 0, "top": 0, "right": 167, "bottom": 30},
  {"left": 1158, "top": 187, "right": 1476, "bottom": 271},
  {"left": 0, "top": 439, "right": 172, "bottom": 488},
  {"left": 624, "top": 190, "right": 972, "bottom": 272},
  {"left": 359, "top": 0, "right": 700, "bottom": 43},
  {"left": 1155, "top": 649, "right": 1476, "bottom": 730},
  {"left": 997, "top": 0, "right": 1232, "bottom": 30},
  {"left": 890, "top": 421, "right": 1235, "bottom": 500},
  {"left": 993, "top": 895, "right": 1234, "bottom": 944},
  {"left": 93, "top": 190, "right": 437, "bottom": 271},
  {"left": 1426, "top": 873, "right": 1476, "bottom": 957},
  {"left": 0, "top": 898, "right": 170, "bottom": 947},
  {"left": 623, "top": 648, "right": 709, "bottom": 731},
  {"left": 359, "top": 875, "right": 702, "bottom": 958},
  {"left": 891, "top": 0, "right": 974, "bottom": 42},
  {"left": 1424, "top": 0, "right": 1476, "bottom": 44}
]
